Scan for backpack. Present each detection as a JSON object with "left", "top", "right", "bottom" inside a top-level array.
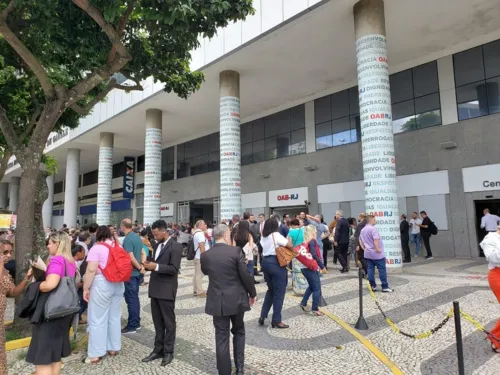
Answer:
[
  {"left": 186, "top": 230, "right": 202, "bottom": 261},
  {"left": 99, "top": 242, "right": 132, "bottom": 282},
  {"left": 429, "top": 222, "right": 438, "bottom": 235}
]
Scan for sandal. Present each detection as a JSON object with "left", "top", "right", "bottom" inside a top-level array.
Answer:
[
  {"left": 300, "top": 305, "right": 310, "bottom": 312},
  {"left": 82, "top": 356, "right": 102, "bottom": 364},
  {"left": 311, "top": 310, "right": 325, "bottom": 316},
  {"left": 492, "top": 343, "right": 500, "bottom": 353},
  {"left": 107, "top": 351, "right": 118, "bottom": 357}
]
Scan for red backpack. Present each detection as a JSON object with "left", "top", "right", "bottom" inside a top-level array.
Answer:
[{"left": 99, "top": 242, "right": 133, "bottom": 283}]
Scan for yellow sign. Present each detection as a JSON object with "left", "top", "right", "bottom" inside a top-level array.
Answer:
[{"left": 0, "top": 214, "right": 12, "bottom": 229}]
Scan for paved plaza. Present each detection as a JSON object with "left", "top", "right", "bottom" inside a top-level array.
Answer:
[{"left": 7, "top": 257, "right": 500, "bottom": 375}]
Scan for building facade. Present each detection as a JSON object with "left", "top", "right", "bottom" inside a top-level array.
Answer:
[{"left": 1, "top": 0, "right": 500, "bottom": 259}]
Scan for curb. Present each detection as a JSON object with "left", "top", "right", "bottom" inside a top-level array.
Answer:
[{"left": 6, "top": 328, "right": 75, "bottom": 351}]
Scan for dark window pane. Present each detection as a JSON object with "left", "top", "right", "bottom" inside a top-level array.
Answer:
[
  {"left": 208, "top": 133, "right": 220, "bottom": 152},
  {"left": 290, "top": 105, "right": 305, "bottom": 130},
  {"left": 82, "top": 170, "right": 98, "bottom": 186},
  {"left": 242, "top": 143, "right": 252, "bottom": 157},
  {"left": 242, "top": 154, "right": 252, "bottom": 165},
  {"left": 315, "top": 121, "right": 331, "bottom": 138},
  {"left": 176, "top": 144, "right": 185, "bottom": 161},
  {"left": 193, "top": 137, "right": 208, "bottom": 156},
  {"left": 290, "top": 129, "right": 305, "bottom": 155},
  {"left": 54, "top": 181, "right": 64, "bottom": 194},
  {"left": 265, "top": 136, "right": 277, "bottom": 151},
  {"left": 314, "top": 96, "right": 331, "bottom": 124},
  {"left": 184, "top": 140, "right": 197, "bottom": 159},
  {"left": 253, "top": 140, "right": 264, "bottom": 153},
  {"left": 264, "top": 114, "right": 280, "bottom": 137},
  {"left": 415, "top": 93, "right": 441, "bottom": 114},
  {"left": 454, "top": 46, "right": 484, "bottom": 87},
  {"left": 277, "top": 133, "right": 290, "bottom": 158},
  {"left": 273, "top": 110, "right": 290, "bottom": 135},
  {"left": 241, "top": 123, "right": 252, "bottom": 144},
  {"left": 208, "top": 152, "right": 220, "bottom": 172},
  {"left": 291, "top": 129, "right": 305, "bottom": 144},
  {"left": 413, "top": 61, "right": 439, "bottom": 97},
  {"left": 161, "top": 163, "right": 174, "bottom": 181},
  {"left": 112, "top": 162, "right": 124, "bottom": 179},
  {"left": 348, "top": 86, "right": 359, "bottom": 114},
  {"left": 253, "top": 151, "right": 265, "bottom": 163},
  {"left": 392, "top": 99, "right": 415, "bottom": 120},
  {"left": 252, "top": 119, "right": 265, "bottom": 141},
  {"left": 190, "top": 156, "right": 208, "bottom": 176},
  {"left": 484, "top": 40, "right": 500, "bottom": 79},
  {"left": 316, "top": 135, "right": 332, "bottom": 150},
  {"left": 331, "top": 90, "right": 349, "bottom": 119},
  {"left": 456, "top": 81, "right": 489, "bottom": 119},
  {"left": 390, "top": 69, "right": 413, "bottom": 104},
  {"left": 415, "top": 110, "right": 441, "bottom": 129},
  {"left": 487, "top": 77, "right": 500, "bottom": 114},
  {"left": 350, "top": 115, "right": 361, "bottom": 142},
  {"left": 177, "top": 161, "right": 189, "bottom": 178},
  {"left": 331, "top": 117, "right": 351, "bottom": 146},
  {"left": 137, "top": 155, "right": 145, "bottom": 172}
]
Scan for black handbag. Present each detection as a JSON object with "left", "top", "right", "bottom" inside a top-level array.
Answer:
[{"left": 44, "top": 259, "right": 80, "bottom": 321}]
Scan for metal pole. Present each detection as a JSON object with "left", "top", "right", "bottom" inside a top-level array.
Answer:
[
  {"left": 453, "top": 301, "right": 465, "bottom": 375},
  {"left": 355, "top": 267, "right": 369, "bottom": 330}
]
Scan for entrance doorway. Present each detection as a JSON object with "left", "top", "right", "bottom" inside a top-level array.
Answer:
[
  {"left": 190, "top": 198, "right": 215, "bottom": 225},
  {"left": 271, "top": 206, "right": 309, "bottom": 220},
  {"left": 474, "top": 199, "right": 500, "bottom": 257}
]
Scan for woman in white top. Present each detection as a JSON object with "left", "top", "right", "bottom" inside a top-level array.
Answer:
[
  {"left": 258, "top": 219, "right": 292, "bottom": 329},
  {"left": 480, "top": 226, "right": 500, "bottom": 353}
]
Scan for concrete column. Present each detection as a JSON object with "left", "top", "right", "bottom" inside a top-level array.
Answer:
[
  {"left": 8, "top": 177, "right": 20, "bottom": 212},
  {"left": 437, "top": 56, "right": 459, "bottom": 125},
  {"left": 0, "top": 183, "right": 8, "bottom": 209},
  {"left": 42, "top": 175, "right": 55, "bottom": 229},
  {"left": 63, "top": 149, "right": 80, "bottom": 227},
  {"left": 143, "top": 109, "right": 162, "bottom": 226},
  {"left": 96, "top": 133, "right": 114, "bottom": 225},
  {"left": 219, "top": 70, "right": 242, "bottom": 223},
  {"left": 304, "top": 101, "right": 316, "bottom": 153},
  {"left": 354, "top": 0, "right": 402, "bottom": 270}
]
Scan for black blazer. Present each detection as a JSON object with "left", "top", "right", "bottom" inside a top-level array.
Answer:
[
  {"left": 400, "top": 220, "right": 410, "bottom": 240},
  {"left": 201, "top": 243, "right": 256, "bottom": 317},
  {"left": 335, "top": 217, "right": 350, "bottom": 245},
  {"left": 148, "top": 238, "right": 183, "bottom": 301}
]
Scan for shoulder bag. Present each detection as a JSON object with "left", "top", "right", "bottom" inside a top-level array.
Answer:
[
  {"left": 44, "top": 258, "right": 80, "bottom": 321},
  {"left": 273, "top": 233, "right": 296, "bottom": 267}
]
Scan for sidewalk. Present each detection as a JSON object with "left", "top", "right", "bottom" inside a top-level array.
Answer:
[{"left": 7, "top": 257, "right": 500, "bottom": 375}]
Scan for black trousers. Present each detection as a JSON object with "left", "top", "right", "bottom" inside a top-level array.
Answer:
[
  {"left": 401, "top": 236, "right": 411, "bottom": 261},
  {"left": 358, "top": 249, "right": 367, "bottom": 275},
  {"left": 213, "top": 313, "right": 246, "bottom": 375},
  {"left": 422, "top": 233, "right": 433, "bottom": 257},
  {"left": 151, "top": 298, "right": 176, "bottom": 354},
  {"left": 337, "top": 243, "right": 349, "bottom": 270}
]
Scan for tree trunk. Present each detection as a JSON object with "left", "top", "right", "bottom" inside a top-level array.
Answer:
[
  {"left": 34, "top": 170, "right": 49, "bottom": 260},
  {"left": 0, "top": 150, "right": 12, "bottom": 183}
]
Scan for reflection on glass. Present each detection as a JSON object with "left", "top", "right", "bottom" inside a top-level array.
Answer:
[
  {"left": 332, "top": 130, "right": 354, "bottom": 146},
  {"left": 416, "top": 110, "right": 441, "bottom": 129},
  {"left": 265, "top": 149, "right": 277, "bottom": 161},
  {"left": 289, "top": 141, "right": 306, "bottom": 155},
  {"left": 393, "top": 115, "right": 415, "bottom": 134},
  {"left": 316, "top": 135, "right": 333, "bottom": 150},
  {"left": 457, "top": 101, "right": 484, "bottom": 121}
]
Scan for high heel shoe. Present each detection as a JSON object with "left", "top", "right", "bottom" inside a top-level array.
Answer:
[
  {"left": 492, "top": 343, "right": 500, "bottom": 353},
  {"left": 258, "top": 317, "right": 265, "bottom": 326},
  {"left": 271, "top": 322, "right": 289, "bottom": 329}
]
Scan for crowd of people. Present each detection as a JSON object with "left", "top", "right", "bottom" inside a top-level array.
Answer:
[{"left": 0, "top": 206, "right": 498, "bottom": 375}]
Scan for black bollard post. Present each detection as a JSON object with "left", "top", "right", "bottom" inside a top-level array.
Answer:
[
  {"left": 354, "top": 267, "right": 369, "bottom": 330},
  {"left": 453, "top": 301, "right": 465, "bottom": 375}
]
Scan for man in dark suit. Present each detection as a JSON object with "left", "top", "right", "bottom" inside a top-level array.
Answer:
[
  {"left": 201, "top": 224, "right": 257, "bottom": 375},
  {"left": 400, "top": 214, "right": 411, "bottom": 263},
  {"left": 334, "top": 210, "right": 350, "bottom": 273},
  {"left": 142, "top": 220, "right": 182, "bottom": 367}
]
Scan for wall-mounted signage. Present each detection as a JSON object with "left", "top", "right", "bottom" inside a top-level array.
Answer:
[
  {"left": 160, "top": 203, "right": 174, "bottom": 217},
  {"left": 268, "top": 187, "right": 308, "bottom": 208},
  {"left": 463, "top": 164, "right": 500, "bottom": 193},
  {"left": 123, "top": 157, "right": 135, "bottom": 199}
]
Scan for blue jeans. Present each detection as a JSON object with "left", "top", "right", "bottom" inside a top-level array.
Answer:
[
  {"left": 260, "top": 256, "right": 287, "bottom": 323},
  {"left": 77, "top": 287, "right": 88, "bottom": 317},
  {"left": 300, "top": 268, "right": 321, "bottom": 311},
  {"left": 410, "top": 233, "right": 421, "bottom": 255},
  {"left": 367, "top": 258, "right": 389, "bottom": 290},
  {"left": 124, "top": 274, "right": 143, "bottom": 329},
  {"left": 247, "top": 260, "right": 254, "bottom": 277}
]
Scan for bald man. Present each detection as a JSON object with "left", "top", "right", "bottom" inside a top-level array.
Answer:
[{"left": 121, "top": 218, "right": 146, "bottom": 334}]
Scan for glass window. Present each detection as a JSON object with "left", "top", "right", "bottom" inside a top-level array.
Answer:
[
  {"left": 331, "top": 90, "right": 349, "bottom": 120},
  {"left": 277, "top": 133, "right": 290, "bottom": 158},
  {"left": 390, "top": 69, "right": 414, "bottom": 104},
  {"left": 82, "top": 170, "right": 98, "bottom": 186},
  {"left": 454, "top": 46, "right": 484, "bottom": 87},
  {"left": 175, "top": 133, "right": 219, "bottom": 178},
  {"left": 290, "top": 105, "right": 305, "bottom": 130},
  {"left": 176, "top": 143, "right": 185, "bottom": 161},
  {"left": 486, "top": 77, "right": 500, "bottom": 114},
  {"left": 252, "top": 119, "right": 265, "bottom": 141},
  {"left": 54, "top": 181, "right": 64, "bottom": 194},
  {"left": 314, "top": 96, "right": 330, "bottom": 124},
  {"left": 137, "top": 155, "right": 145, "bottom": 172},
  {"left": 413, "top": 61, "right": 439, "bottom": 97},
  {"left": 484, "top": 40, "right": 500, "bottom": 79},
  {"left": 112, "top": 162, "right": 124, "bottom": 179},
  {"left": 241, "top": 123, "right": 252, "bottom": 144}
]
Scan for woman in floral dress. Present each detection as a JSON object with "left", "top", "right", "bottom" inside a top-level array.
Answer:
[{"left": 0, "top": 239, "right": 32, "bottom": 374}]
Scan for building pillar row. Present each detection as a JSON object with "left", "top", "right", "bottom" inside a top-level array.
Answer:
[
  {"left": 63, "top": 149, "right": 80, "bottom": 228},
  {"left": 96, "top": 133, "right": 114, "bottom": 225},
  {"left": 143, "top": 109, "right": 162, "bottom": 226},
  {"left": 354, "top": 0, "right": 402, "bottom": 270},
  {"left": 8, "top": 177, "right": 20, "bottom": 213},
  {"left": 219, "top": 70, "right": 241, "bottom": 224},
  {"left": 42, "top": 175, "right": 55, "bottom": 229}
]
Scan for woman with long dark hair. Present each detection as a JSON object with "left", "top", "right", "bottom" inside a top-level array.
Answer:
[
  {"left": 258, "top": 219, "right": 292, "bottom": 329},
  {"left": 233, "top": 221, "right": 256, "bottom": 277}
]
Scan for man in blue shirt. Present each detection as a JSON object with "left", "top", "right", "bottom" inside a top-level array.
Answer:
[{"left": 121, "top": 218, "right": 146, "bottom": 334}]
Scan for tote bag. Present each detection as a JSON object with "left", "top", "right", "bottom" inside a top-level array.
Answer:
[{"left": 44, "top": 259, "right": 80, "bottom": 321}]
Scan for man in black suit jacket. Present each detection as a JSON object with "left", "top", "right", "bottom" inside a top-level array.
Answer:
[
  {"left": 201, "top": 224, "right": 257, "bottom": 375},
  {"left": 400, "top": 214, "right": 411, "bottom": 263},
  {"left": 142, "top": 220, "right": 182, "bottom": 367},
  {"left": 334, "top": 210, "right": 350, "bottom": 273}
]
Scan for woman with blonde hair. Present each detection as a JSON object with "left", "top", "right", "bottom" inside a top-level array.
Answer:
[
  {"left": 298, "top": 225, "right": 326, "bottom": 316},
  {"left": 27, "top": 231, "right": 76, "bottom": 375}
]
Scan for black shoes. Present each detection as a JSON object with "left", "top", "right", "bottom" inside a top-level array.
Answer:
[
  {"left": 142, "top": 351, "right": 163, "bottom": 363},
  {"left": 161, "top": 353, "right": 174, "bottom": 366},
  {"left": 403, "top": 259, "right": 411, "bottom": 263},
  {"left": 254, "top": 280, "right": 260, "bottom": 284},
  {"left": 271, "top": 322, "right": 289, "bottom": 329},
  {"left": 258, "top": 317, "right": 265, "bottom": 326}
]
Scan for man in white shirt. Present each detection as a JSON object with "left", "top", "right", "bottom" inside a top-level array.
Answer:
[
  {"left": 409, "top": 212, "right": 422, "bottom": 257},
  {"left": 193, "top": 220, "right": 210, "bottom": 297},
  {"left": 481, "top": 208, "right": 500, "bottom": 233}
]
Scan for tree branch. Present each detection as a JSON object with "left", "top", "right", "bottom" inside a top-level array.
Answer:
[
  {"left": 0, "top": 6, "right": 55, "bottom": 98},
  {"left": 107, "top": 1, "right": 136, "bottom": 64},
  {"left": 2, "top": 0, "right": 15, "bottom": 20},
  {"left": 0, "top": 104, "right": 23, "bottom": 156},
  {"left": 24, "top": 86, "right": 42, "bottom": 138},
  {"left": 72, "top": 0, "right": 131, "bottom": 60},
  {"left": 0, "top": 149, "right": 12, "bottom": 182}
]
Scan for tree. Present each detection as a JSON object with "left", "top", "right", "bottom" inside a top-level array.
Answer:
[
  {"left": 400, "top": 111, "right": 441, "bottom": 133},
  {"left": 0, "top": 1, "right": 254, "bottom": 289}
]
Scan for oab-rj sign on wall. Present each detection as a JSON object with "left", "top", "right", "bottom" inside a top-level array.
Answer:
[{"left": 268, "top": 187, "right": 308, "bottom": 208}]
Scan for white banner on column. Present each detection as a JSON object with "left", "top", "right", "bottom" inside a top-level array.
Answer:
[
  {"left": 144, "top": 128, "right": 162, "bottom": 226},
  {"left": 220, "top": 96, "right": 241, "bottom": 223},
  {"left": 356, "top": 34, "right": 402, "bottom": 268},
  {"left": 96, "top": 146, "right": 113, "bottom": 225}
]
